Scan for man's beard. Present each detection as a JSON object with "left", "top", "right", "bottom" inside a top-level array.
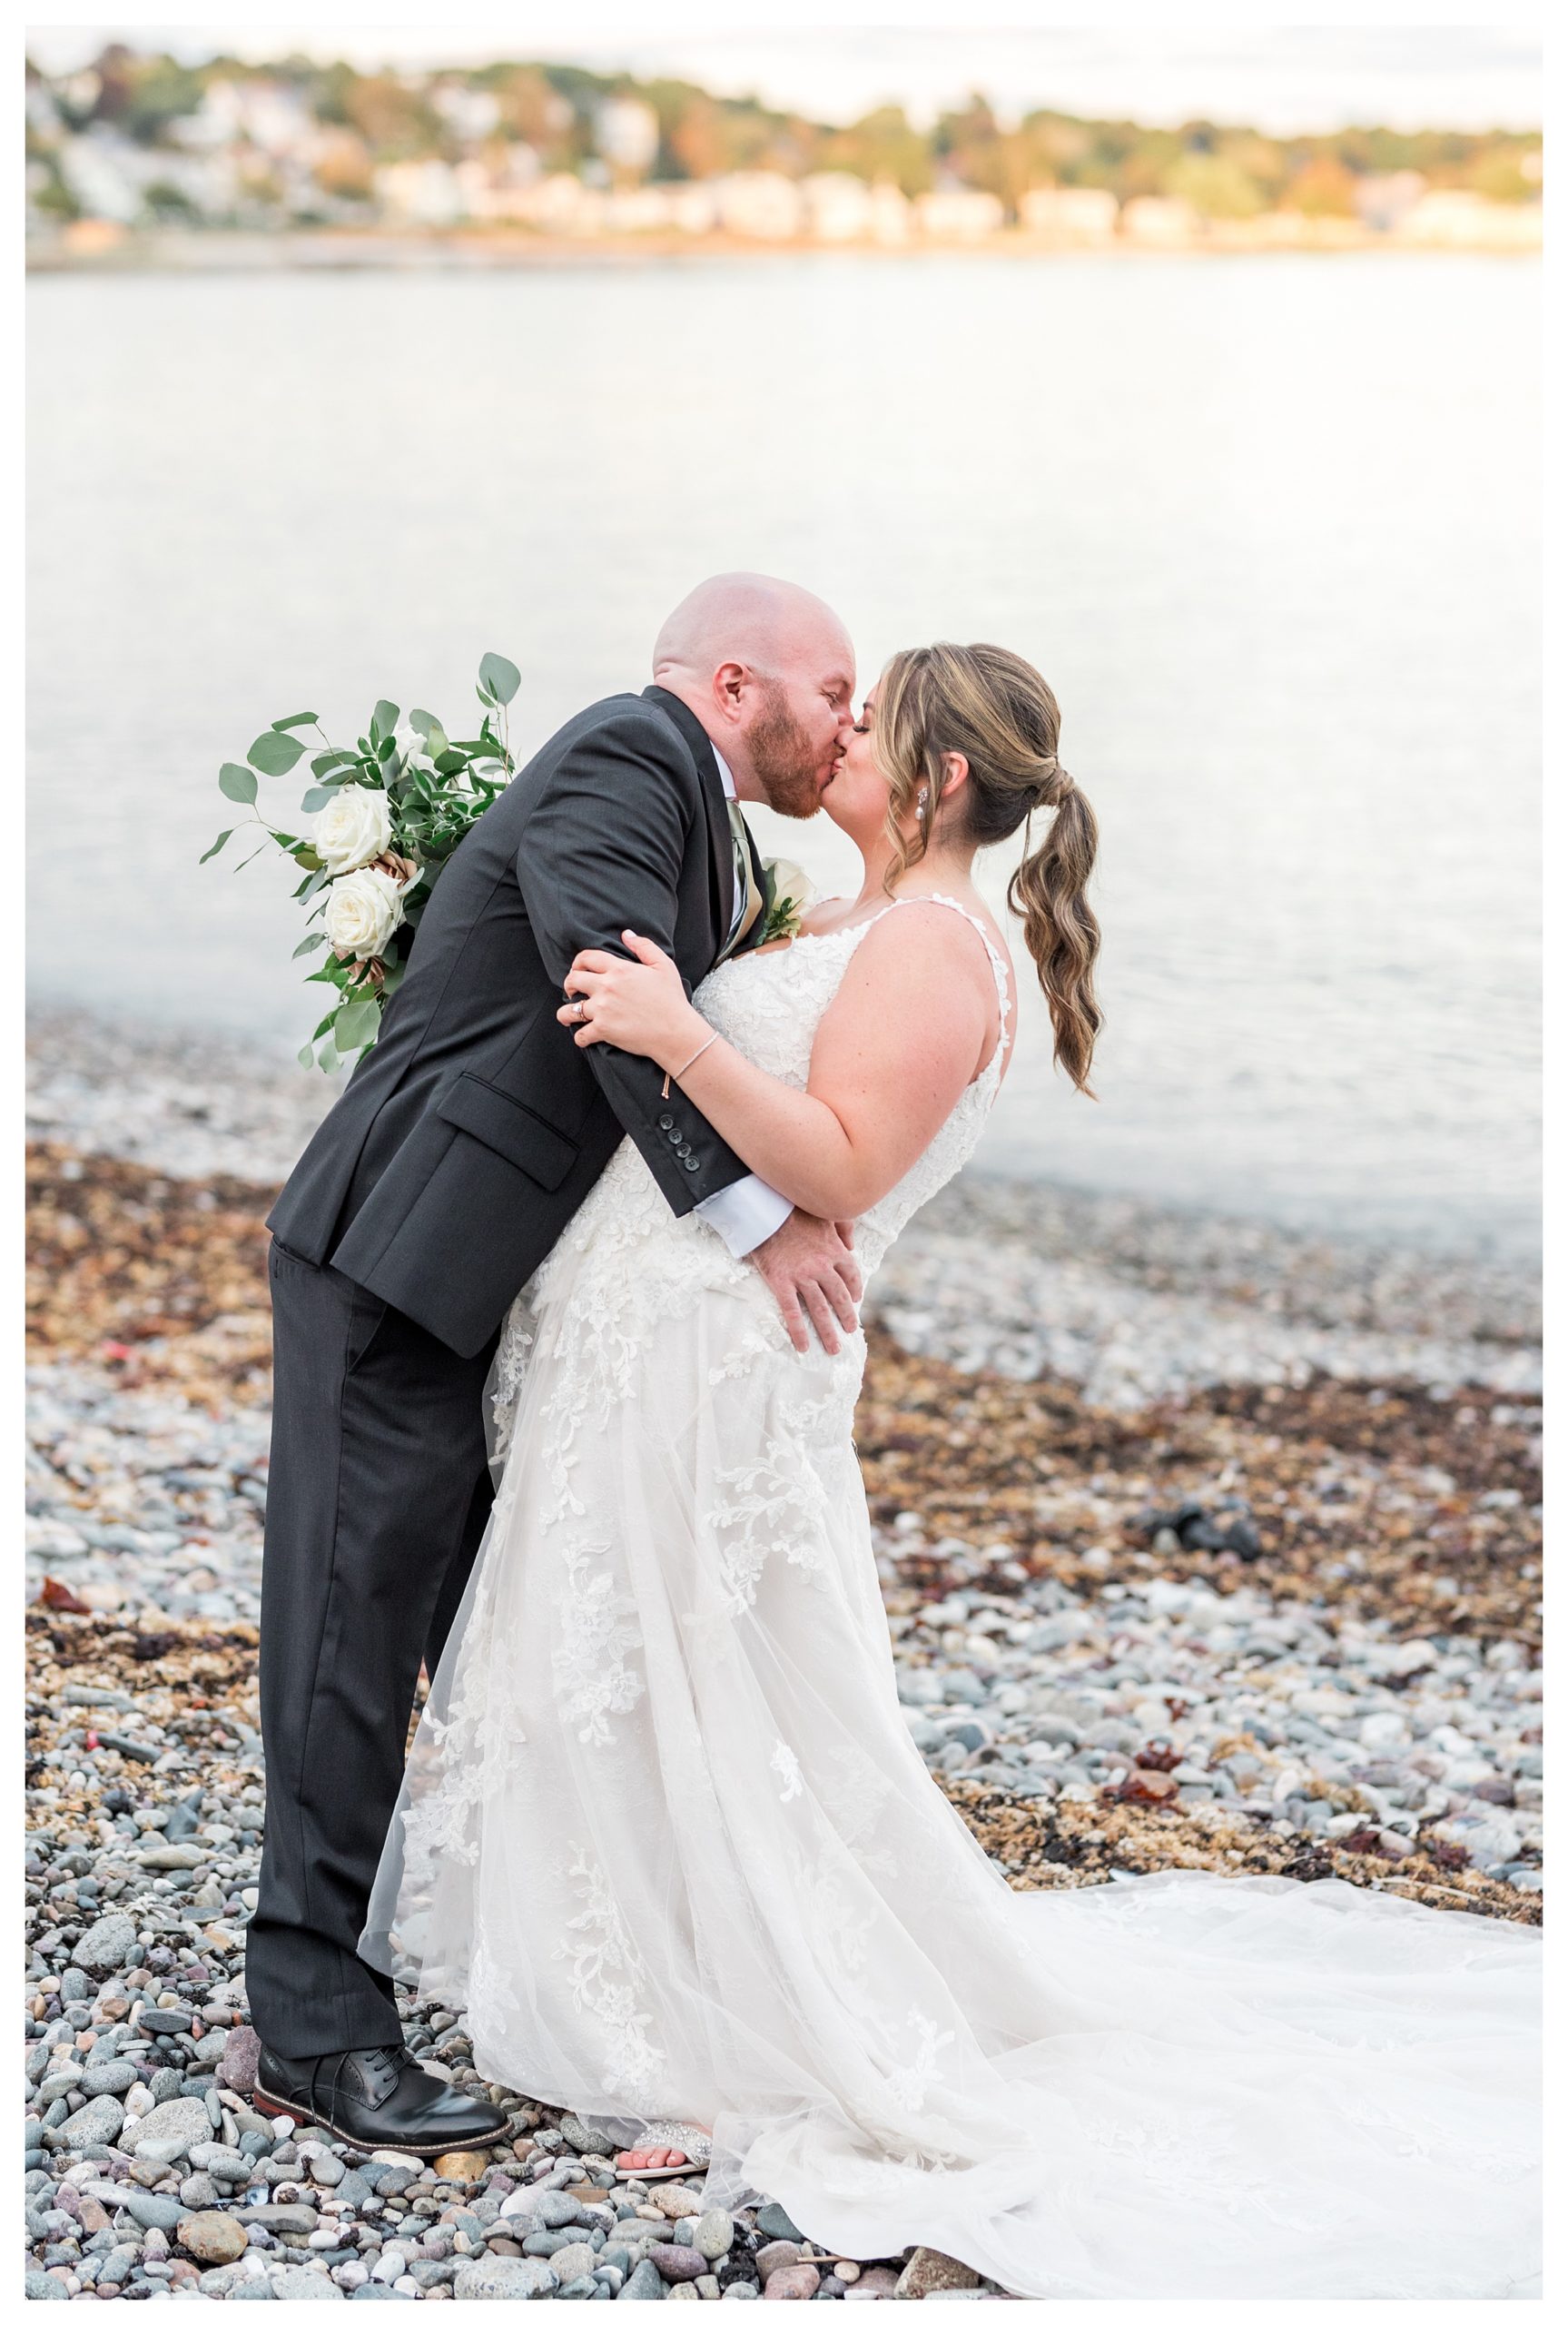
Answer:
[{"left": 747, "top": 682, "right": 825, "bottom": 820}]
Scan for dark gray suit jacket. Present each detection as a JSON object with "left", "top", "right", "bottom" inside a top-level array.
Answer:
[{"left": 265, "top": 686, "right": 764, "bottom": 1357}]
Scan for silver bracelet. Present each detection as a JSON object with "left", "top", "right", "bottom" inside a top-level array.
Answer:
[{"left": 660, "top": 1029, "right": 719, "bottom": 1100}]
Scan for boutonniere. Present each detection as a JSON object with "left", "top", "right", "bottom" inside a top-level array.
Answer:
[{"left": 758, "top": 857, "right": 815, "bottom": 945}]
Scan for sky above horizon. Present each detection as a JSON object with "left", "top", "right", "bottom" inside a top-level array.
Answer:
[{"left": 24, "top": 18, "right": 1543, "bottom": 136}]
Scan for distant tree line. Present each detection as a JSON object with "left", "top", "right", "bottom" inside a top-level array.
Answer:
[{"left": 27, "top": 43, "right": 1543, "bottom": 218}]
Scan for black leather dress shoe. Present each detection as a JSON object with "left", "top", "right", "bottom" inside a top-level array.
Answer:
[{"left": 253, "top": 2042, "right": 508, "bottom": 2156}]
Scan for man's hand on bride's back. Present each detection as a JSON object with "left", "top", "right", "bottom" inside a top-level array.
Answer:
[{"left": 751, "top": 1211, "right": 862, "bottom": 1356}]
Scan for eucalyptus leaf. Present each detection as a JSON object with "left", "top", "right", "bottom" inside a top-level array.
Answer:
[
  {"left": 371, "top": 698, "right": 399, "bottom": 739},
  {"left": 298, "top": 1041, "right": 317, "bottom": 1069},
  {"left": 334, "top": 997, "right": 381, "bottom": 1052},
  {"left": 408, "top": 708, "right": 449, "bottom": 752},
  {"left": 311, "top": 750, "right": 357, "bottom": 775},
  {"left": 200, "top": 828, "right": 233, "bottom": 863},
  {"left": 300, "top": 787, "right": 333, "bottom": 815},
  {"left": 433, "top": 749, "right": 468, "bottom": 775},
  {"left": 219, "top": 764, "right": 259, "bottom": 806},
  {"left": 271, "top": 712, "right": 319, "bottom": 731},
  {"left": 478, "top": 651, "right": 520, "bottom": 706},
  {"left": 292, "top": 931, "right": 329, "bottom": 958},
  {"left": 291, "top": 846, "right": 323, "bottom": 872},
  {"left": 299, "top": 866, "right": 330, "bottom": 905},
  {"left": 248, "top": 730, "right": 305, "bottom": 777}
]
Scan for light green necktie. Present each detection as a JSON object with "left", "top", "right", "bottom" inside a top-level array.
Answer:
[{"left": 717, "top": 798, "right": 765, "bottom": 964}]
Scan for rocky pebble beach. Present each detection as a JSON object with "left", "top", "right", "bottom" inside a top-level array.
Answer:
[{"left": 24, "top": 1011, "right": 1543, "bottom": 2299}]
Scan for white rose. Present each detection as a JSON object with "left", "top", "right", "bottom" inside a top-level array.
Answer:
[
  {"left": 313, "top": 786, "right": 392, "bottom": 875},
  {"left": 323, "top": 866, "right": 405, "bottom": 961},
  {"left": 764, "top": 857, "right": 814, "bottom": 910}
]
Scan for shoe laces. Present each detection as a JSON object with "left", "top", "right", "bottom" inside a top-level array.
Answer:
[{"left": 314, "top": 2043, "right": 404, "bottom": 2121}]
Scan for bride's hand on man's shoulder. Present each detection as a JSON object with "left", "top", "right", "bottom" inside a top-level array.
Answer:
[{"left": 557, "top": 930, "right": 704, "bottom": 1065}]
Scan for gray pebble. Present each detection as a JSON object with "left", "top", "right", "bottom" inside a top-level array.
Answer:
[
  {"left": 71, "top": 1914, "right": 138, "bottom": 1972},
  {"left": 58, "top": 2093, "right": 125, "bottom": 2152},
  {"left": 618, "top": 2256, "right": 669, "bottom": 2300},
  {"left": 455, "top": 2250, "right": 561, "bottom": 2298},
  {"left": 118, "top": 2189, "right": 188, "bottom": 2231}
]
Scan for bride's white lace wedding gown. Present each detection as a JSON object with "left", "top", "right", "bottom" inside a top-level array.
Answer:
[{"left": 362, "top": 898, "right": 1540, "bottom": 2300}]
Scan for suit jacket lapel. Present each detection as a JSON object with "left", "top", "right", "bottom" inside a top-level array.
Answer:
[{"left": 642, "top": 685, "right": 733, "bottom": 950}]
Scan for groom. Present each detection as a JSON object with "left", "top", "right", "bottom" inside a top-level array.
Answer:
[{"left": 248, "top": 575, "right": 863, "bottom": 2151}]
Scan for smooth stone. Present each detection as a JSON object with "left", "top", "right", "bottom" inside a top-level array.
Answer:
[
  {"left": 892, "top": 2250, "right": 981, "bottom": 2300},
  {"left": 534, "top": 2191, "right": 587, "bottom": 2229},
  {"left": 188, "top": 2140, "right": 251, "bottom": 2175},
  {"left": 218, "top": 2026, "right": 261, "bottom": 2095},
  {"left": 721, "top": 2286, "right": 759, "bottom": 2301},
  {"left": 24, "top": 2273, "right": 70, "bottom": 2300},
  {"left": 81, "top": 2061, "right": 141, "bottom": 2098},
  {"left": 694, "top": 2212, "right": 735, "bottom": 2261},
  {"left": 60, "top": 2095, "right": 126, "bottom": 2152},
  {"left": 277, "top": 2273, "right": 343, "bottom": 2299},
  {"left": 762, "top": 2265, "right": 820, "bottom": 2300},
  {"left": 652, "top": 2247, "right": 709, "bottom": 2283},
  {"left": 72, "top": 1915, "right": 138, "bottom": 1972},
  {"left": 121, "top": 2097, "right": 211, "bottom": 2161},
  {"left": 618, "top": 2256, "right": 669, "bottom": 2300},
  {"left": 179, "top": 2210, "right": 251, "bottom": 2265},
  {"left": 556, "top": 2244, "right": 602, "bottom": 2284},
  {"left": 843, "top": 2269, "right": 902, "bottom": 2300},
  {"left": 754, "top": 2243, "right": 804, "bottom": 2282},
  {"left": 753, "top": 2207, "right": 804, "bottom": 2245},
  {"left": 135, "top": 2136, "right": 191, "bottom": 2167},
  {"left": 454, "top": 2251, "right": 561, "bottom": 2299},
  {"left": 246, "top": 2205, "right": 323, "bottom": 2232},
  {"left": 118, "top": 2191, "right": 188, "bottom": 2232},
  {"left": 559, "top": 2113, "right": 617, "bottom": 2158},
  {"left": 652, "top": 2183, "right": 704, "bottom": 2221},
  {"left": 435, "top": 2150, "right": 491, "bottom": 2182}
]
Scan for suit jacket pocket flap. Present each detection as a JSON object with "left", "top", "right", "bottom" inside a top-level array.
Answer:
[{"left": 436, "top": 1073, "right": 578, "bottom": 1192}]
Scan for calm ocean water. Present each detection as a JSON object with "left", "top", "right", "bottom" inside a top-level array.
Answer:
[{"left": 27, "top": 254, "right": 1539, "bottom": 1259}]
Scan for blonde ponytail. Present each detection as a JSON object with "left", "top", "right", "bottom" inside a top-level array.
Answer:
[{"left": 874, "top": 642, "right": 1102, "bottom": 1094}]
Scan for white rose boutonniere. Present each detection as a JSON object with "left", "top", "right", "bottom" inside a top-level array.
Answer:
[
  {"left": 323, "top": 865, "right": 407, "bottom": 961},
  {"left": 314, "top": 785, "right": 393, "bottom": 875},
  {"left": 759, "top": 856, "right": 815, "bottom": 944}
]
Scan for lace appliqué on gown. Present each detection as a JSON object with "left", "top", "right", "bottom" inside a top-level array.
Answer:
[{"left": 363, "top": 897, "right": 1539, "bottom": 2301}]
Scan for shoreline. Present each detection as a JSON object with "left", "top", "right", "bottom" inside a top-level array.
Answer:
[
  {"left": 27, "top": 224, "right": 1543, "bottom": 275},
  {"left": 23, "top": 1012, "right": 1543, "bottom": 2297},
  {"left": 27, "top": 1004, "right": 1542, "bottom": 1414}
]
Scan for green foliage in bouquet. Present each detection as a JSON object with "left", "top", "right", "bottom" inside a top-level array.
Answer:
[{"left": 203, "top": 652, "right": 521, "bottom": 1072}]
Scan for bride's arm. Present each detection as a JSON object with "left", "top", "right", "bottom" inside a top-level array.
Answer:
[{"left": 559, "top": 909, "right": 994, "bottom": 1220}]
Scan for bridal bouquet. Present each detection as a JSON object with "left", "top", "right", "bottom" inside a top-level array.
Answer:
[{"left": 203, "top": 652, "right": 521, "bottom": 1072}]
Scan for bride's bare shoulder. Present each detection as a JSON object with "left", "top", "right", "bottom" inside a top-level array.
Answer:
[{"left": 797, "top": 895, "right": 858, "bottom": 936}]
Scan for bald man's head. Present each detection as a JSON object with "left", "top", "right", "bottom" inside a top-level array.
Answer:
[{"left": 651, "top": 572, "right": 855, "bottom": 818}]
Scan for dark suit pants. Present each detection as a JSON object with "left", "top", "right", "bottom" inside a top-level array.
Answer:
[{"left": 247, "top": 1238, "right": 497, "bottom": 2056}]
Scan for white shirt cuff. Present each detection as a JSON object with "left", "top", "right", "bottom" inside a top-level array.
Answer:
[{"left": 696, "top": 1173, "right": 793, "bottom": 1258}]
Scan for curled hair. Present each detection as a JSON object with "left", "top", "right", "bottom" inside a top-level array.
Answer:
[{"left": 873, "top": 641, "right": 1101, "bottom": 1094}]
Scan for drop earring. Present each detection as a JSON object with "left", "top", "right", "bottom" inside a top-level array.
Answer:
[{"left": 916, "top": 787, "right": 929, "bottom": 822}]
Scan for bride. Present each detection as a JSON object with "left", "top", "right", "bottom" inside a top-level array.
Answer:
[{"left": 361, "top": 643, "right": 1539, "bottom": 2300}]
